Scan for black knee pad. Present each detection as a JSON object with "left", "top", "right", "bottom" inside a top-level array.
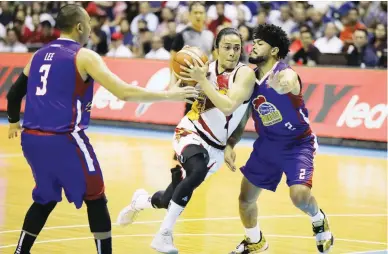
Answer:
[
  {"left": 178, "top": 144, "right": 209, "bottom": 166},
  {"left": 84, "top": 197, "right": 111, "bottom": 233},
  {"left": 181, "top": 153, "right": 209, "bottom": 189},
  {"left": 151, "top": 190, "right": 167, "bottom": 209}
]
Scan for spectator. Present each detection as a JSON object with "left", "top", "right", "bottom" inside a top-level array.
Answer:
[
  {"left": 308, "top": 8, "right": 326, "bottom": 39},
  {"left": 207, "top": 2, "right": 252, "bottom": 25},
  {"left": 314, "top": 22, "right": 343, "bottom": 53},
  {"left": 267, "top": 4, "right": 296, "bottom": 37},
  {"left": 360, "top": 1, "right": 387, "bottom": 28},
  {"left": 163, "top": 20, "right": 177, "bottom": 51},
  {"left": 106, "top": 32, "right": 133, "bottom": 58},
  {"left": 118, "top": 19, "right": 134, "bottom": 47},
  {"left": 291, "top": 29, "right": 321, "bottom": 66},
  {"left": 87, "top": 15, "right": 109, "bottom": 55},
  {"left": 176, "top": 10, "right": 189, "bottom": 33},
  {"left": 371, "top": 23, "right": 387, "bottom": 67},
  {"left": 28, "top": 20, "right": 60, "bottom": 45},
  {"left": 0, "top": 28, "right": 28, "bottom": 52},
  {"left": 290, "top": 7, "right": 307, "bottom": 39},
  {"left": 0, "top": 2, "right": 13, "bottom": 26},
  {"left": 145, "top": 35, "right": 171, "bottom": 60},
  {"left": 251, "top": 10, "right": 268, "bottom": 27},
  {"left": 88, "top": 27, "right": 109, "bottom": 55},
  {"left": 12, "top": 9, "right": 33, "bottom": 43},
  {"left": 132, "top": 19, "right": 153, "bottom": 57},
  {"left": 130, "top": 2, "right": 159, "bottom": 35},
  {"left": 289, "top": 24, "right": 311, "bottom": 54},
  {"left": 208, "top": 3, "right": 232, "bottom": 36},
  {"left": 155, "top": 7, "right": 174, "bottom": 37},
  {"left": 340, "top": 8, "right": 367, "bottom": 44},
  {"left": 346, "top": 29, "right": 379, "bottom": 68},
  {"left": 238, "top": 24, "right": 252, "bottom": 63}
]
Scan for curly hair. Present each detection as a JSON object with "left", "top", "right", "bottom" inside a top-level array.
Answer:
[{"left": 253, "top": 23, "right": 290, "bottom": 59}]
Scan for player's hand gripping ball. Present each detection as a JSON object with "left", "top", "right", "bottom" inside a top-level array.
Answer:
[{"left": 172, "top": 46, "right": 208, "bottom": 87}]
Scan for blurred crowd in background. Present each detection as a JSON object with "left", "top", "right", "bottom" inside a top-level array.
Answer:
[{"left": 0, "top": 1, "right": 386, "bottom": 68}]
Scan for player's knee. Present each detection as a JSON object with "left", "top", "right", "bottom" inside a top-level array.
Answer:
[
  {"left": 290, "top": 185, "right": 311, "bottom": 209},
  {"left": 151, "top": 190, "right": 169, "bottom": 209},
  {"left": 36, "top": 201, "right": 57, "bottom": 216},
  {"left": 179, "top": 144, "right": 210, "bottom": 166},
  {"left": 182, "top": 156, "right": 208, "bottom": 189},
  {"left": 180, "top": 145, "right": 209, "bottom": 189},
  {"left": 84, "top": 197, "right": 111, "bottom": 233},
  {"left": 238, "top": 194, "right": 256, "bottom": 209}
]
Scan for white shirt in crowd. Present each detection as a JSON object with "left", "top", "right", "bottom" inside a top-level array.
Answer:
[
  {"left": 106, "top": 44, "right": 133, "bottom": 58},
  {"left": 130, "top": 13, "right": 159, "bottom": 35},
  {"left": 0, "top": 42, "right": 28, "bottom": 53},
  {"left": 145, "top": 47, "right": 171, "bottom": 60},
  {"left": 314, "top": 36, "right": 344, "bottom": 54}
]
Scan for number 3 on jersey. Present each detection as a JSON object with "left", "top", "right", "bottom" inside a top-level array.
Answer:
[{"left": 36, "top": 64, "right": 51, "bottom": 96}]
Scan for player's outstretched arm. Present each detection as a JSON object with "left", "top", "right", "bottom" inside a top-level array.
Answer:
[
  {"left": 181, "top": 60, "right": 256, "bottom": 116},
  {"left": 78, "top": 48, "right": 198, "bottom": 103},
  {"left": 6, "top": 55, "right": 33, "bottom": 138}
]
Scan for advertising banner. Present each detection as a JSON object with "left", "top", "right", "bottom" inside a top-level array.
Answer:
[{"left": 0, "top": 53, "right": 386, "bottom": 142}]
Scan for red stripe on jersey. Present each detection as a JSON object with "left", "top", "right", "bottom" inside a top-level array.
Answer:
[
  {"left": 286, "top": 75, "right": 304, "bottom": 123},
  {"left": 70, "top": 49, "right": 92, "bottom": 131},
  {"left": 198, "top": 116, "right": 222, "bottom": 143},
  {"left": 23, "top": 128, "right": 58, "bottom": 135},
  {"left": 67, "top": 133, "right": 105, "bottom": 200}
]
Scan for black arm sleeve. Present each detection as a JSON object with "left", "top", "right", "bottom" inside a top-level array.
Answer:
[{"left": 6, "top": 72, "right": 28, "bottom": 123}]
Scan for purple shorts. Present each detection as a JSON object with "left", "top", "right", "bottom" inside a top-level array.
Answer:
[
  {"left": 21, "top": 130, "right": 105, "bottom": 209},
  {"left": 241, "top": 136, "right": 317, "bottom": 192}
]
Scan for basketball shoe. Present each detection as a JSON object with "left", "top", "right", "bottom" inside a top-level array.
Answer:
[
  {"left": 151, "top": 229, "right": 178, "bottom": 254},
  {"left": 230, "top": 232, "right": 269, "bottom": 253},
  {"left": 313, "top": 209, "right": 334, "bottom": 253}
]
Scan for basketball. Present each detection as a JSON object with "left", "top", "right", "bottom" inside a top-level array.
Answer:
[{"left": 172, "top": 46, "right": 209, "bottom": 86}]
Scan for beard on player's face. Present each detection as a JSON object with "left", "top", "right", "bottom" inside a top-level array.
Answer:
[{"left": 248, "top": 54, "right": 267, "bottom": 65}]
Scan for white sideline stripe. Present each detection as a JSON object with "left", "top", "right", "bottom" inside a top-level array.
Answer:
[{"left": 0, "top": 213, "right": 386, "bottom": 234}]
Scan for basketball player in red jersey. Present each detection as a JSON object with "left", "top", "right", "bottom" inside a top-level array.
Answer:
[
  {"left": 117, "top": 27, "right": 256, "bottom": 253},
  {"left": 6, "top": 4, "right": 197, "bottom": 254}
]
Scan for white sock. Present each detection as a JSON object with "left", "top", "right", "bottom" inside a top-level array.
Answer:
[
  {"left": 135, "top": 195, "right": 153, "bottom": 210},
  {"left": 245, "top": 225, "right": 261, "bottom": 243},
  {"left": 311, "top": 210, "right": 325, "bottom": 223},
  {"left": 160, "top": 201, "right": 184, "bottom": 231}
]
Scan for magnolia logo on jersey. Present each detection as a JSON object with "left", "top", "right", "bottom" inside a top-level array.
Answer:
[
  {"left": 336, "top": 95, "right": 388, "bottom": 129},
  {"left": 135, "top": 67, "right": 171, "bottom": 117},
  {"left": 252, "top": 95, "right": 283, "bottom": 126},
  {"left": 92, "top": 80, "right": 139, "bottom": 110}
]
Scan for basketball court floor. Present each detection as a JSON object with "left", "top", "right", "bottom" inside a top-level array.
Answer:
[{"left": 0, "top": 120, "right": 386, "bottom": 254}]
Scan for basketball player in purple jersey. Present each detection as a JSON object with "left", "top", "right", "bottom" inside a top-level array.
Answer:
[
  {"left": 6, "top": 4, "right": 197, "bottom": 254},
  {"left": 225, "top": 24, "right": 334, "bottom": 253}
]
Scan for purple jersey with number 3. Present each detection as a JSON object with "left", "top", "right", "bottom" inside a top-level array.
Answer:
[
  {"left": 20, "top": 39, "right": 103, "bottom": 209},
  {"left": 23, "top": 38, "right": 94, "bottom": 133}
]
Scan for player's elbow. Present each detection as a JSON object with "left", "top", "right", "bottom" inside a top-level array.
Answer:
[{"left": 222, "top": 101, "right": 238, "bottom": 116}]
